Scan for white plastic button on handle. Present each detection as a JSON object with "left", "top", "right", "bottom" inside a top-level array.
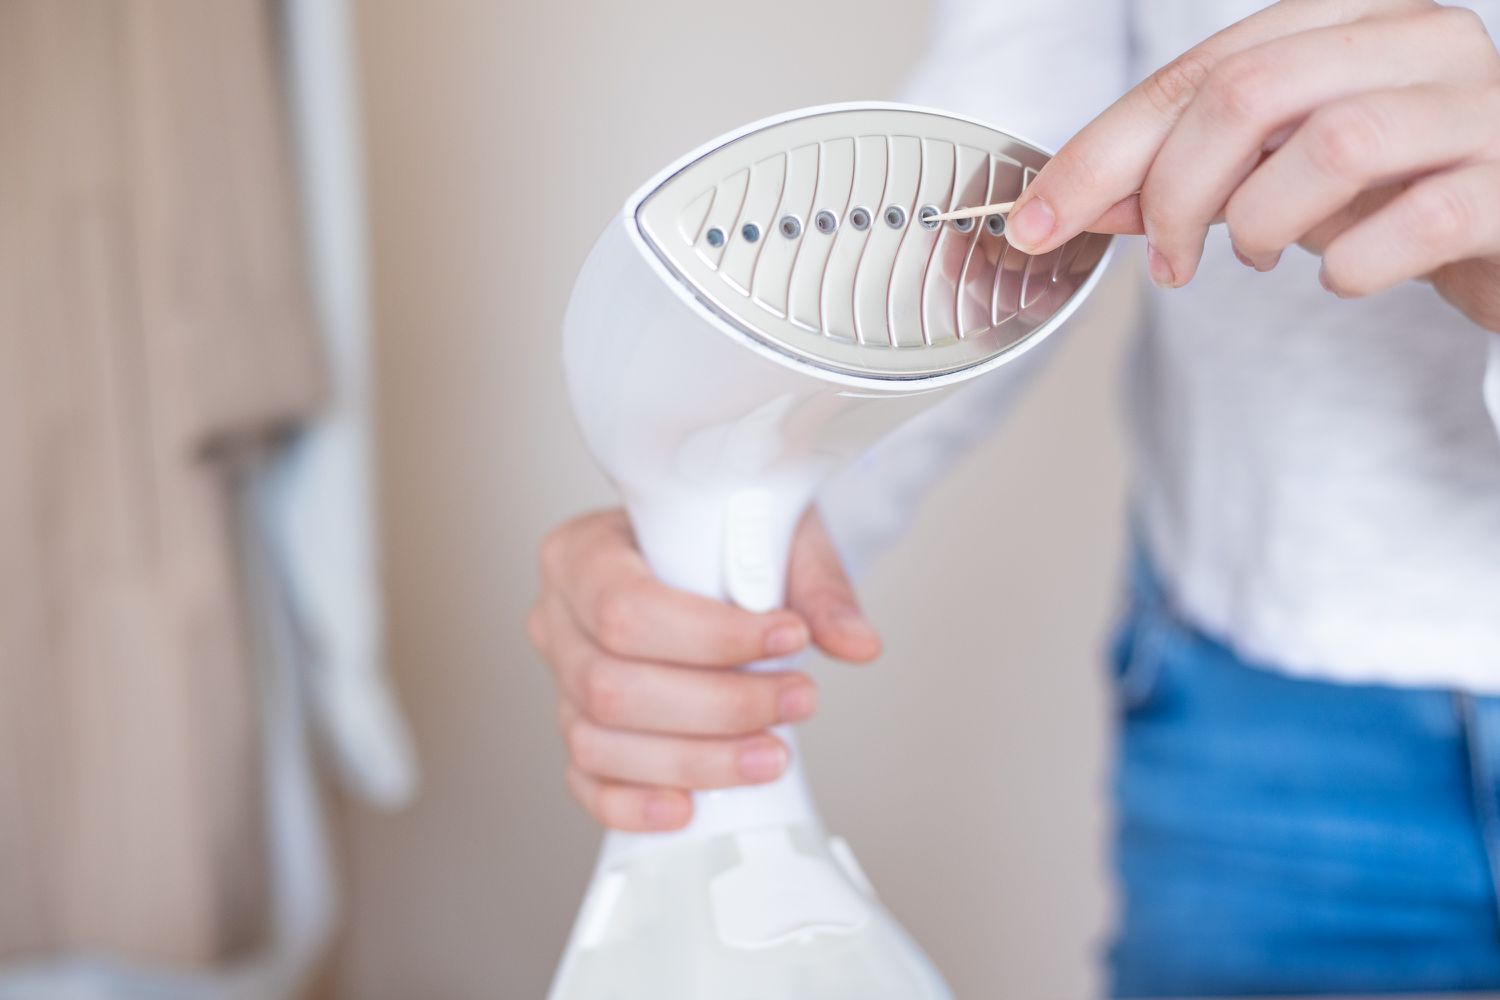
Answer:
[{"left": 724, "top": 488, "right": 779, "bottom": 613}]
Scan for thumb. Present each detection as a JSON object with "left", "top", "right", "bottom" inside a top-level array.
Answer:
[{"left": 785, "top": 508, "right": 881, "bottom": 663}]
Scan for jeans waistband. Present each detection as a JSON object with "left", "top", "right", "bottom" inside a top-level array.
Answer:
[{"left": 1124, "top": 534, "right": 1500, "bottom": 932}]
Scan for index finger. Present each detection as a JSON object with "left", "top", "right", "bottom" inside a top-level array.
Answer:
[
  {"left": 1003, "top": 0, "right": 1421, "bottom": 255},
  {"left": 548, "top": 512, "right": 809, "bottom": 667},
  {"left": 575, "top": 570, "right": 810, "bottom": 668}
]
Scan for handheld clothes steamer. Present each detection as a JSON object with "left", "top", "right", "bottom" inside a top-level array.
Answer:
[{"left": 553, "top": 103, "right": 1112, "bottom": 999}]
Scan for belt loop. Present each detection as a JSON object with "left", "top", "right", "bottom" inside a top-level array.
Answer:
[
  {"left": 1127, "top": 536, "right": 1164, "bottom": 612},
  {"left": 1457, "top": 692, "right": 1500, "bottom": 926},
  {"left": 1116, "top": 536, "right": 1173, "bottom": 712}
]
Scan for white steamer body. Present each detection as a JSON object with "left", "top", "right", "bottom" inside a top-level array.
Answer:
[{"left": 551, "top": 103, "right": 1112, "bottom": 1000}]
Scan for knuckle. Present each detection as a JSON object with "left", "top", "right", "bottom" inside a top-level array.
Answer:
[
  {"left": 1223, "top": 192, "right": 1270, "bottom": 254},
  {"left": 1136, "top": 183, "right": 1176, "bottom": 235},
  {"left": 715, "top": 680, "right": 772, "bottom": 734},
  {"left": 704, "top": 635, "right": 754, "bottom": 670},
  {"left": 591, "top": 784, "right": 625, "bottom": 826},
  {"left": 1305, "top": 103, "right": 1386, "bottom": 180},
  {"left": 593, "top": 584, "right": 644, "bottom": 652},
  {"left": 598, "top": 784, "right": 645, "bottom": 829},
  {"left": 564, "top": 766, "right": 595, "bottom": 812},
  {"left": 1143, "top": 51, "right": 1215, "bottom": 118},
  {"left": 1053, "top": 143, "right": 1108, "bottom": 196},
  {"left": 580, "top": 657, "right": 629, "bottom": 725},
  {"left": 1367, "top": 0, "right": 1436, "bottom": 14},
  {"left": 525, "top": 604, "right": 549, "bottom": 653},
  {"left": 537, "top": 526, "right": 568, "bottom": 580},
  {"left": 564, "top": 718, "right": 600, "bottom": 771},
  {"left": 1135, "top": 190, "right": 1191, "bottom": 258},
  {"left": 1339, "top": 0, "right": 1432, "bottom": 18},
  {"left": 1204, "top": 54, "right": 1274, "bottom": 126},
  {"left": 1422, "top": 6, "right": 1496, "bottom": 69},
  {"left": 695, "top": 613, "right": 754, "bottom": 664},
  {"left": 1222, "top": 191, "right": 1248, "bottom": 234},
  {"left": 1404, "top": 182, "right": 1475, "bottom": 253},
  {"left": 1429, "top": 4, "right": 1485, "bottom": 38},
  {"left": 677, "top": 747, "right": 725, "bottom": 789}
]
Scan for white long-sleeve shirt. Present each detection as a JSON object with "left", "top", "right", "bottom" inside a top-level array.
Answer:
[{"left": 824, "top": 0, "right": 1500, "bottom": 692}]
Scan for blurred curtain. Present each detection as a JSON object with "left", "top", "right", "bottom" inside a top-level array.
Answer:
[{"left": 0, "top": 0, "right": 323, "bottom": 967}]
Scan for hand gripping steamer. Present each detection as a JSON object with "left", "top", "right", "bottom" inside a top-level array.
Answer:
[{"left": 553, "top": 103, "right": 1111, "bottom": 999}]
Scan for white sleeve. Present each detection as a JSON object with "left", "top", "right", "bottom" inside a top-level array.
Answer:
[
  {"left": 1465, "top": 2, "right": 1500, "bottom": 440},
  {"left": 821, "top": 334, "right": 1062, "bottom": 577},
  {"left": 822, "top": 0, "right": 1130, "bottom": 573},
  {"left": 902, "top": 0, "right": 1131, "bottom": 149}
]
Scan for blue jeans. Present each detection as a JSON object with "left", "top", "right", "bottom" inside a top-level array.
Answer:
[{"left": 1109, "top": 553, "right": 1500, "bottom": 997}]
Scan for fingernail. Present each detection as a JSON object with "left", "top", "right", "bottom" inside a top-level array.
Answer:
[
  {"left": 1006, "top": 196, "right": 1055, "bottom": 252},
  {"left": 1146, "top": 244, "right": 1175, "bottom": 288},
  {"left": 644, "top": 794, "right": 688, "bottom": 830},
  {"left": 764, "top": 622, "right": 809, "bottom": 657},
  {"left": 738, "top": 741, "right": 788, "bottom": 782},
  {"left": 778, "top": 684, "right": 817, "bottom": 723},
  {"left": 1232, "top": 243, "right": 1255, "bottom": 269}
]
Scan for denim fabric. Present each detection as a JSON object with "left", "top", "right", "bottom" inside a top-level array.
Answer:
[{"left": 1109, "top": 553, "right": 1500, "bottom": 997}]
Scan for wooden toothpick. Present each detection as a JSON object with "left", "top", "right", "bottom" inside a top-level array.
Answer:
[{"left": 927, "top": 200, "right": 1016, "bottom": 222}]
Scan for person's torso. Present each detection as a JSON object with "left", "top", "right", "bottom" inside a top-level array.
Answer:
[{"left": 1125, "top": 0, "right": 1500, "bottom": 689}]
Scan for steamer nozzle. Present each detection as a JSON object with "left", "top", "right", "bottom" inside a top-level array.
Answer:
[{"left": 630, "top": 104, "right": 1110, "bottom": 383}]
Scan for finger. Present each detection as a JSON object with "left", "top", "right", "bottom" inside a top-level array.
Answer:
[
  {"left": 1227, "top": 83, "right": 1500, "bottom": 268},
  {"left": 1005, "top": 0, "right": 1435, "bottom": 256},
  {"left": 564, "top": 650, "right": 818, "bottom": 737},
  {"left": 1297, "top": 185, "right": 1404, "bottom": 256},
  {"left": 550, "top": 512, "right": 809, "bottom": 666},
  {"left": 1319, "top": 160, "right": 1500, "bottom": 297},
  {"left": 1144, "top": 13, "right": 1495, "bottom": 285},
  {"left": 565, "top": 766, "right": 692, "bottom": 832},
  {"left": 581, "top": 572, "right": 809, "bottom": 666},
  {"left": 785, "top": 510, "right": 881, "bottom": 662},
  {"left": 1087, "top": 194, "right": 1145, "bottom": 236},
  {"left": 536, "top": 589, "right": 590, "bottom": 683},
  {"left": 525, "top": 599, "right": 550, "bottom": 657},
  {"left": 561, "top": 703, "right": 790, "bottom": 790}
]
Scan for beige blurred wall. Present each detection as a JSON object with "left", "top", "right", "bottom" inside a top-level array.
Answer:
[{"left": 340, "top": 1, "right": 1137, "bottom": 997}]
